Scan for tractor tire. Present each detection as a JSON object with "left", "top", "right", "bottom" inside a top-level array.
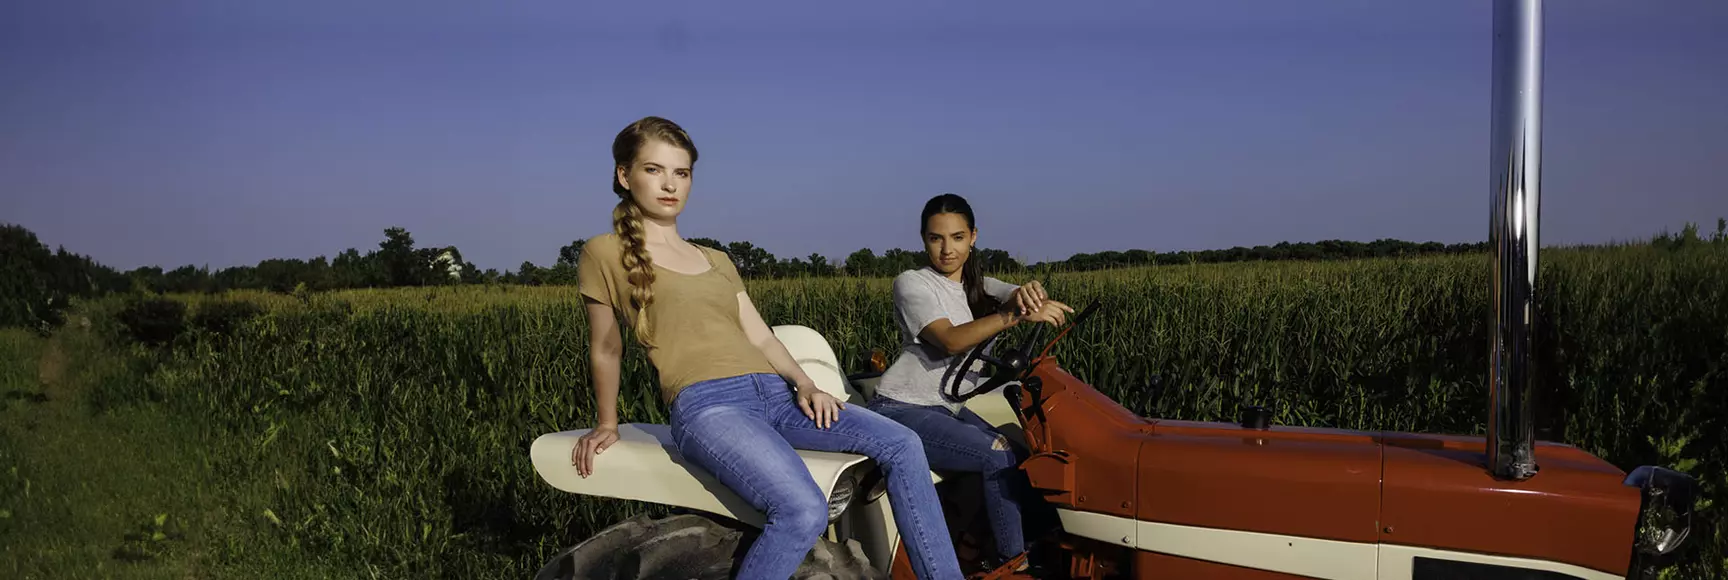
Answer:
[{"left": 535, "top": 512, "right": 885, "bottom": 580}]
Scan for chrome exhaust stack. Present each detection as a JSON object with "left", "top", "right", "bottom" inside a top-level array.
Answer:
[
  {"left": 1485, "top": 5, "right": 1701, "bottom": 572},
  {"left": 1486, "top": 0, "right": 1542, "bottom": 481}
]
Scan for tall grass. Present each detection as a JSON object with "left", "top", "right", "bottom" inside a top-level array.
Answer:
[{"left": 87, "top": 245, "right": 1726, "bottom": 578}]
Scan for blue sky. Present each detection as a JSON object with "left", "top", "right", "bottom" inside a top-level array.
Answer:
[{"left": 2, "top": 0, "right": 1724, "bottom": 271}]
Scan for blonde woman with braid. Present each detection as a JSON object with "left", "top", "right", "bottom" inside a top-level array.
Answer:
[{"left": 568, "top": 116, "right": 964, "bottom": 580}]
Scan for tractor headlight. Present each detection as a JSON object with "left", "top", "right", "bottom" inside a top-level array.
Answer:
[
  {"left": 1624, "top": 465, "right": 1699, "bottom": 566},
  {"left": 827, "top": 464, "right": 865, "bottom": 522}
]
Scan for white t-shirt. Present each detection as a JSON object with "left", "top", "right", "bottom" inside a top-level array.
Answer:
[{"left": 873, "top": 266, "right": 1018, "bottom": 413}]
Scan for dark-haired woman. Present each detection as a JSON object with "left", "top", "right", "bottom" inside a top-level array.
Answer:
[{"left": 866, "top": 193, "right": 1073, "bottom": 572}]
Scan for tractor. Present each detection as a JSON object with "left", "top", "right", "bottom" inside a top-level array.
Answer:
[{"left": 527, "top": 1, "right": 1700, "bottom": 578}]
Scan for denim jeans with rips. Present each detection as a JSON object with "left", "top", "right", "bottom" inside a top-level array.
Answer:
[{"left": 866, "top": 395, "right": 1036, "bottom": 560}]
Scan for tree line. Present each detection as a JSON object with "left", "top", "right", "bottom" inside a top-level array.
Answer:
[
  {"left": 1, "top": 223, "right": 132, "bottom": 331},
  {"left": 509, "top": 238, "right": 1027, "bottom": 286},
  {"left": 6, "top": 218, "right": 1725, "bottom": 331}
]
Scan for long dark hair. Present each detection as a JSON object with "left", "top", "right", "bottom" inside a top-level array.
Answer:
[{"left": 921, "top": 193, "right": 1000, "bottom": 319}]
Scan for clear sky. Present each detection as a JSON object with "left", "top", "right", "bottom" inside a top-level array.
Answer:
[{"left": 2, "top": 0, "right": 1724, "bottom": 271}]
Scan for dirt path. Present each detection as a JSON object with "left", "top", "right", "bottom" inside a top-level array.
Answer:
[
  {"left": 34, "top": 334, "right": 66, "bottom": 400},
  {"left": 0, "top": 328, "right": 352, "bottom": 580}
]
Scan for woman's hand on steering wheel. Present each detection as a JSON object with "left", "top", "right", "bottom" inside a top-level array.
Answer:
[
  {"left": 1010, "top": 280, "right": 1048, "bottom": 316},
  {"left": 1022, "top": 299, "right": 1075, "bottom": 326}
]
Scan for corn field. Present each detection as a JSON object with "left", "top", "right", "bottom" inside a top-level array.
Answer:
[{"left": 86, "top": 245, "right": 1726, "bottom": 578}]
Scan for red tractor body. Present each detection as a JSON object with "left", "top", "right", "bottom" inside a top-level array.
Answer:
[{"left": 974, "top": 362, "right": 1644, "bottom": 578}]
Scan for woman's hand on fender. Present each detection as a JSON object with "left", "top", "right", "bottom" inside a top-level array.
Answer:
[{"left": 571, "top": 424, "right": 620, "bottom": 478}]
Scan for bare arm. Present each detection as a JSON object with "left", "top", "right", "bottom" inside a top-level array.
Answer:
[
  {"left": 585, "top": 299, "right": 624, "bottom": 428},
  {"left": 736, "top": 291, "right": 819, "bottom": 391},
  {"left": 920, "top": 277, "right": 1069, "bottom": 354},
  {"left": 737, "top": 290, "right": 843, "bottom": 427},
  {"left": 919, "top": 308, "right": 1021, "bottom": 356},
  {"left": 921, "top": 298, "right": 1073, "bottom": 356},
  {"left": 573, "top": 298, "right": 623, "bottom": 477}
]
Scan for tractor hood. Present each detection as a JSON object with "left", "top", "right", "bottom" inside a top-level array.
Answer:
[
  {"left": 1136, "top": 421, "right": 1639, "bottom": 578},
  {"left": 1017, "top": 364, "right": 1642, "bottom": 578}
]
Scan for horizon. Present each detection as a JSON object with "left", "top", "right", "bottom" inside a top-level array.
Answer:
[
  {"left": 3, "top": 0, "right": 1725, "bottom": 273},
  {"left": 10, "top": 217, "right": 1715, "bottom": 276}
]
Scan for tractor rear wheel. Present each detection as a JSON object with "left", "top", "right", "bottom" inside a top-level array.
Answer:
[{"left": 535, "top": 512, "right": 884, "bottom": 580}]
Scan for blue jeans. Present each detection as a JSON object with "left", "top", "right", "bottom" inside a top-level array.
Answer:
[
  {"left": 668, "top": 373, "right": 963, "bottom": 580},
  {"left": 866, "top": 396, "right": 1030, "bottom": 560}
]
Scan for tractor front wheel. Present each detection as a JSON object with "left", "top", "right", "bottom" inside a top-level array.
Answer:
[{"left": 535, "top": 512, "right": 883, "bottom": 580}]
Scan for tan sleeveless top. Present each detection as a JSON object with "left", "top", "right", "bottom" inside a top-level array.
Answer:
[{"left": 576, "top": 233, "right": 777, "bottom": 403}]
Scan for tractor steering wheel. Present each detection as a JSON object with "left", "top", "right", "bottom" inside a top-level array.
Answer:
[{"left": 942, "top": 300, "right": 1101, "bottom": 403}]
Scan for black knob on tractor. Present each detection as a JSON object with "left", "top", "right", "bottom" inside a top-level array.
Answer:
[{"left": 1240, "top": 405, "right": 1272, "bottom": 430}]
